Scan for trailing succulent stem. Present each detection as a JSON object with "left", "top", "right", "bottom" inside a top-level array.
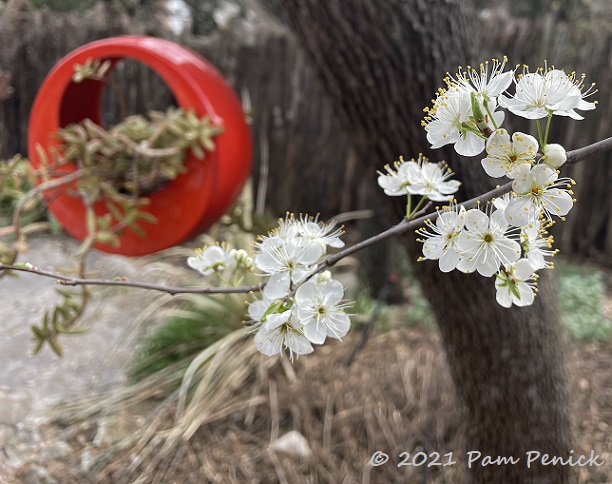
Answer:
[{"left": 1, "top": 98, "right": 222, "bottom": 355}]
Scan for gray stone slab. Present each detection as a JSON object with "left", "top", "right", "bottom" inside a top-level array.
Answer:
[{"left": 0, "top": 234, "right": 191, "bottom": 424}]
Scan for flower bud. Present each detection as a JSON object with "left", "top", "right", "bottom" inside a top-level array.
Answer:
[
  {"left": 317, "top": 270, "right": 333, "bottom": 284},
  {"left": 543, "top": 144, "right": 567, "bottom": 168},
  {"left": 470, "top": 92, "right": 490, "bottom": 136},
  {"left": 234, "top": 249, "right": 248, "bottom": 263},
  {"left": 234, "top": 249, "right": 254, "bottom": 270}
]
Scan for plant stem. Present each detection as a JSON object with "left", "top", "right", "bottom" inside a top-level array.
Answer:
[
  {"left": 405, "top": 193, "right": 412, "bottom": 218},
  {"left": 408, "top": 196, "right": 427, "bottom": 219},
  {"left": 536, "top": 119, "right": 543, "bottom": 146},
  {"left": 543, "top": 113, "right": 553, "bottom": 147},
  {"left": 484, "top": 103, "right": 498, "bottom": 130}
]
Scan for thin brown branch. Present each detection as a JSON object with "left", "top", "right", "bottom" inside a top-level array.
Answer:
[
  {"left": 0, "top": 138, "right": 609, "bottom": 295},
  {"left": 321, "top": 182, "right": 511, "bottom": 269},
  {"left": 566, "top": 136, "right": 612, "bottom": 166},
  {"left": 0, "top": 263, "right": 264, "bottom": 295},
  {"left": 0, "top": 225, "right": 16, "bottom": 237}
]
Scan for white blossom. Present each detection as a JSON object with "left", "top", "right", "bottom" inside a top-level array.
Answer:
[
  {"left": 247, "top": 294, "right": 278, "bottom": 324},
  {"left": 495, "top": 259, "right": 537, "bottom": 308},
  {"left": 410, "top": 160, "right": 461, "bottom": 201},
  {"left": 492, "top": 193, "right": 512, "bottom": 213},
  {"left": 506, "top": 164, "right": 575, "bottom": 226},
  {"left": 418, "top": 203, "right": 466, "bottom": 272},
  {"left": 264, "top": 213, "right": 300, "bottom": 243},
  {"left": 453, "top": 58, "right": 514, "bottom": 103},
  {"left": 296, "top": 215, "right": 345, "bottom": 249},
  {"left": 187, "top": 245, "right": 236, "bottom": 276},
  {"left": 295, "top": 279, "right": 351, "bottom": 344},
  {"left": 424, "top": 81, "right": 505, "bottom": 158},
  {"left": 424, "top": 89, "right": 492, "bottom": 157},
  {"left": 377, "top": 157, "right": 422, "bottom": 197},
  {"left": 481, "top": 129, "right": 538, "bottom": 179},
  {"left": 378, "top": 156, "right": 460, "bottom": 201},
  {"left": 255, "top": 237, "right": 323, "bottom": 299},
  {"left": 253, "top": 311, "right": 313, "bottom": 359},
  {"left": 500, "top": 68, "right": 596, "bottom": 120},
  {"left": 457, "top": 208, "right": 521, "bottom": 277},
  {"left": 543, "top": 143, "right": 567, "bottom": 168},
  {"left": 520, "top": 219, "right": 556, "bottom": 270}
]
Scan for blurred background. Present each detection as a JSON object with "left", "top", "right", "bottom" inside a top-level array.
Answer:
[
  {"left": 0, "top": 0, "right": 611, "bottom": 482},
  {"left": 1, "top": 0, "right": 612, "bottom": 289}
]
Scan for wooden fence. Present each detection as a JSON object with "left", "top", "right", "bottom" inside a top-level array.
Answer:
[{"left": 1, "top": 1, "right": 612, "bottom": 264}]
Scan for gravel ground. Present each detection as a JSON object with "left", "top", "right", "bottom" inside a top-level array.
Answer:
[{"left": 0, "top": 234, "right": 197, "bottom": 484}]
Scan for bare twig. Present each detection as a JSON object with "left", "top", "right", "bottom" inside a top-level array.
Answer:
[
  {"left": 0, "top": 169, "right": 85, "bottom": 271},
  {"left": 566, "top": 136, "right": 612, "bottom": 166},
  {"left": 0, "top": 221, "right": 50, "bottom": 237},
  {"left": 0, "top": 263, "right": 264, "bottom": 295}
]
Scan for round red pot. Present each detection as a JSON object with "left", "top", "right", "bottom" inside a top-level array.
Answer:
[{"left": 28, "top": 35, "right": 252, "bottom": 256}]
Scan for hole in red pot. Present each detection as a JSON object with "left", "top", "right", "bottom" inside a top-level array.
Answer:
[
  {"left": 61, "top": 58, "right": 186, "bottom": 197},
  {"left": 100, "top": 58, "right": 176, "bottom": 127}
]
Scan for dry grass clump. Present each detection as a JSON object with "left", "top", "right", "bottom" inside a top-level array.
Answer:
[
  {"left": 12, "top": 325, "right": 612, "bottom": 483},
  {"left": 27, "top": 327, "right": 463, "bottom": 483},
  {"left": 183, "top": 328, "right": 462, "bottom": 484}
]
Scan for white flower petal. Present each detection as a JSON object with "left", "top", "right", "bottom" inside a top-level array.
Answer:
[
  {"left": 303, "top": 321, "right": 327, "bottom": 345},
  {"left": 505, "top": 198, "right": 537, "bottom": 227},
  {"left": 263, "top": 273, "right": 291, "bottom": 299},
  {"left": 325, "top": 312, "right": 351, "bottom": 339},
  {"left": 455, "top": 131, "right": 485, "bottom": 157},
  {"left": 464, "top": 209, "right": 490, "bottom": 232},
  {"left": 542, "top": 189, "right": 574, "bottom": 216},
  {"left": 496, "top": 294, "right": 513, "bottom": 308},
  {"left": 439, "top": 249, "right": 460, "bottom": 272},
  {"left": 321, "top": 280, "right": 345, "bottom": 306},
  {"left": 423, "top": 237, "right": 448, "bottom": 259},
  {"left": 514, "top": 259, "right": 535, "bottom": 279},
  {"left": 515, "top": 282, "right": 535, "bottom": 306}
]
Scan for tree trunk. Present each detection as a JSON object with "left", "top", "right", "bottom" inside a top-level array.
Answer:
[{"left": 281, "top": 1, "right": 575, "bottom": 482}]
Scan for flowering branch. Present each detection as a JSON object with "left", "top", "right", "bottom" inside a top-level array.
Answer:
[
  {"left": 2, "top": 57, "right": 610, "bottom": 359},
  {"left": 1, "top": 136, "right": 611, "bottom": 296}
]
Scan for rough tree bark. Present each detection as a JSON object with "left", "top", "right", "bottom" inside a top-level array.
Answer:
[{"left": 281, "top": 1, "right": 575, "bottom": 483}]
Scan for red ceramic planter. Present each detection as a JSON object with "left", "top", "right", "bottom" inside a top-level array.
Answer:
[{"left": 28, "top": 36, "right": 252, "bottom": 256}]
